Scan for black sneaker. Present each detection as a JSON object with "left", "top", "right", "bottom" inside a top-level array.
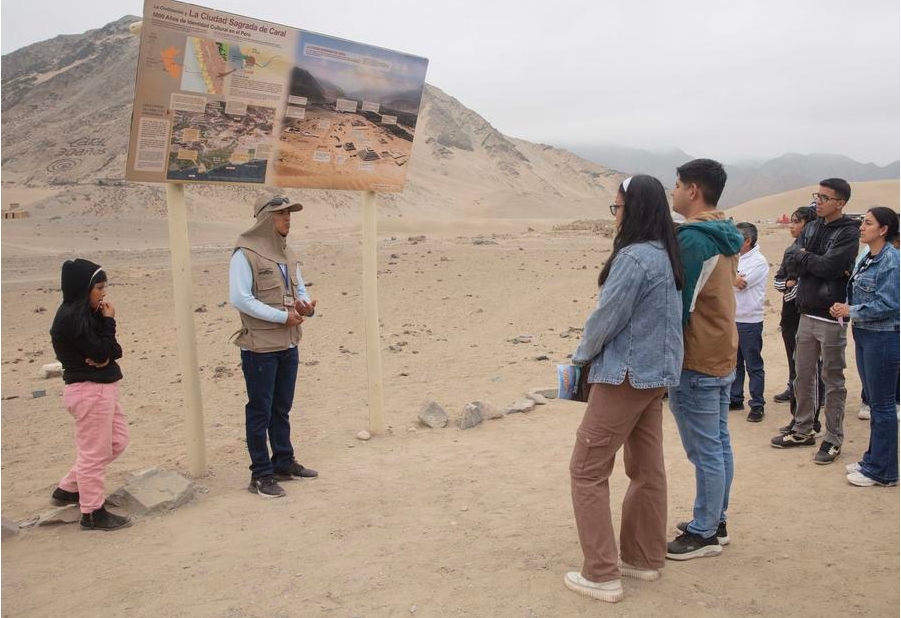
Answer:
[
  {"left": 773, "top": 388, "right": 792, "bottom": 403},
  {"left": 728, "top": 401, "right": 745, "bottom": 411},
  {"left": 248, "top": 475, "right": 286, "bottom": 498},
  {"left": 747, "top": 406, "right": 764, "bottom": 423},
  {"left": 50, "top": 487, "right": 80, "bottom": 506},
  {"left": 80, "top": 506, "right": 131, "bottom": 531},
  {"left": 273, "top": 459, "right": 319, "bottom": 481},
  {"left": 666, "top": 530, "right": 723, "bottom": 560},
  {"left": 814, "top": 441, "right": 841, "bottom": 465},
  {"left": 676, "top": 521, "right": 730, "bottom": 546},
  {"left": 770, "top": 431, "right": 816, "bottom": 448}
]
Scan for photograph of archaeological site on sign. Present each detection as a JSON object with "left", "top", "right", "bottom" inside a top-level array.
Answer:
[{"left": 273, "top": 31, "right": 429, "bottom": 192}]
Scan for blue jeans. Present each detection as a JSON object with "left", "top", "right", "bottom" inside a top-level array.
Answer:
[
  {"left": 241, "top": 347, "right": 299, "bottom": 478},
  {"left": 853, "top": 328, "right": 900, "bottom": 485},
  {"left": 731, "top": 321, "right": 765, "bottom": 408},
  {"left": 669, "top": 369, "right": 735, "bottom": 538}
]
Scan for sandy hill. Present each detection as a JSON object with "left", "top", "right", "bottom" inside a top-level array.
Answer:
[
  {"left": 0, "top": 17, "right": 622, "bottom": 233},
  {"left": 728, "top": 179, "right": 900, "bottom": 222}
]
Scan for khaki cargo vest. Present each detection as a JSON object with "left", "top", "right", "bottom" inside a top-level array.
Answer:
[{"left": 232, "top": 248, "right": 302, "bottom": 353}]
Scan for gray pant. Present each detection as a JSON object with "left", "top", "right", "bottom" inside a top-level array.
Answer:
[{"left": 793, "top": 315, "right": 848, "bottom": 445}]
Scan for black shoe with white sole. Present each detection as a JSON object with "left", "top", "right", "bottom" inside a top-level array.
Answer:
[{"left": 666, "top": 530, "right": 722, "bottom": 560}]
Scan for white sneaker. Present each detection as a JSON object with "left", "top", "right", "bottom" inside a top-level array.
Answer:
[
  {"left": 845, "top": 462, "right": 861, "bottom": 474},
  {"left": 564, "top": 572, "right": 624, "bottom": 603},
  {"left": 847, "top": 470, "right": 897, "bottom": 487},
  {"left": 619, "top": 560, "right": 661, "bottom": 581},
  {"left": 858, "top": 404, "right": 871, "bottom": 420}
]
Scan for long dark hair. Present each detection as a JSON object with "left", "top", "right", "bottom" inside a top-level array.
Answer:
[{"left": 598, "top": 174, "right": 685, "bottom": 290}]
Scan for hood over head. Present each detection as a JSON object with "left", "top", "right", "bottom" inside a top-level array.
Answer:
[{"left": 60, "top": 259, "right": 104, "bottom": 303}]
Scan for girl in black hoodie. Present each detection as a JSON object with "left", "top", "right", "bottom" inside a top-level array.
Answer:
[{"left": 49, "top": 258, "right": 130, "bottom": 531}]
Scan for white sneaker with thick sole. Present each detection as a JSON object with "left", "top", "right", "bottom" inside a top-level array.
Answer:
[
  {"left": 847, "top": 470, "right": 897, "bottom": 487},
  {"left": 619, "top": 561, "right": 660, "bottom": 581},
  {"left": 845, "top": 462, "right": 861, "bottom": 474},
  {"left": 858, "top": 404, "right": 871, "bottom": 420},
  {"left": 564, "top": 572, "right": 624, "bottom": 603}
]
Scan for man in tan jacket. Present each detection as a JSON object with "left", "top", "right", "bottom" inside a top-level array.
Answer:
[
  {"left": 666, "top": 159, "right": 744, "bottom": 560},
  {"left": 229, "top": 194, "right": 318, "bottom": 498}
]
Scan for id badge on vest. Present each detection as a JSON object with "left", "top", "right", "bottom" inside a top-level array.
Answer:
[{"left": 279, "top": 264, "right": 293, "bottom": 308}]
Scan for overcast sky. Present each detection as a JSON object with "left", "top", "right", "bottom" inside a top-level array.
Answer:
[{"left": 2, "top": 0, "right": 899, "bottom": 165}]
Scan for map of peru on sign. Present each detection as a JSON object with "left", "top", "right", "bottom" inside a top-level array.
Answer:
[{"left": 126, "top": 0, "right": 429, "bottom": 192}]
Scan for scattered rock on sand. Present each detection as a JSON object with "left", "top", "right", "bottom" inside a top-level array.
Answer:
[
  {"left": 459, "top": 404, "right": 483, "bottom": 430},
  {"left": 526, "top": 393, "right": 548, "bottom": 405},
  {"left": 39, "top": 361, "right": 62, "bottom": 379},
  {"left": 418, "top": 401, "right": 448, "bottom": 428},
  {"left": 529, "top": 387, "right": 557, "bottom": 399},
  {"left": 356, "top": 430, "right": 371, "bottom": 441},
  {"left": 506, "top": 399, "right": 536, "bottom": 414},
  {"left": 469, "top": 400, "right": 504, "bottom": 420}
]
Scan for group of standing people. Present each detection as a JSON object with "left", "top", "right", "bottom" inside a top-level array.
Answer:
[{"left": 565, "top": 163, "right": 899, "bottom": 603}]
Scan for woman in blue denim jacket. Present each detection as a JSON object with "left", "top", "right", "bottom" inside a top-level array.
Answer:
[
  {"left": 830, "top": 207, "right": 900, "bottom": 487},
  {"left": 564, "top": 175, "right": 684, "bottom": 603}
]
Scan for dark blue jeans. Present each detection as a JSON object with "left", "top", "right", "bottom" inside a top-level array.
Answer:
[
  {"left": 241, "top": 347, "right": 298, "bottom": 478},
  {"left": 853, "top": 327, "right": 899, "bottom": 485},
  {"left": 730, "top": 322, "right": 765, "bottom": 408}
]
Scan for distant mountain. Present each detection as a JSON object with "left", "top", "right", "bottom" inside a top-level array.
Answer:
[
  {"left": 0, "top": 17, "right": 623, "bottom": 222},
  {"left": 564, "top": 143, "right": 899, "bottom": 208},
  {"left": 564, "top": 143, "right": 692, "bottom": 189}
]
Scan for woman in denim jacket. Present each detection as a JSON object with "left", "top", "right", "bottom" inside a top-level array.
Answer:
[
  {"left": 564, "top": 175, "right": 684, "bottom": 603},
  {"left": 830, "top": 207, "right": 900, "bottom": 487}
]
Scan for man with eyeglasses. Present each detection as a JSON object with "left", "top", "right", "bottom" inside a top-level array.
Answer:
[
  {"left": 229, "top": 194, "right": 319, "bottom": 498},
  {"left": 770, "top": 179, "right": 860, "bottom": 466}
]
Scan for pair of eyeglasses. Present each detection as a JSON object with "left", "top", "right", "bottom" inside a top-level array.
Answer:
[
  {"left": 609, "top": 204, "right": 623, "bottom": 216},
  {"left": 812, "top": 192, "right": 842, "bottom": 203}
]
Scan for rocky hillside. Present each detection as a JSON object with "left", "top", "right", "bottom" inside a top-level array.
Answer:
[{"left": 0, "top": 17, "right": 623, "bottom": 222}]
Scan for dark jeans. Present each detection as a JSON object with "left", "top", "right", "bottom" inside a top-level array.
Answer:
[
  {"left": 731, "top": 322, "right": 765, "bottom": 408},
  {"left": 854, "top": 328, "right": 899, "bottom": 485},
  {"left": 241, "top": 347, "right": 298, "bottom": 478}
]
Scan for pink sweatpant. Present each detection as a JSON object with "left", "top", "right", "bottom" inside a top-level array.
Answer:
[{"left": 58, "top": 381, "right": 129, "bottom": 513}]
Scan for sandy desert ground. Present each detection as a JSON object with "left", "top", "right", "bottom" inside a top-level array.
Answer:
[{"left": 1, "top": 198, "right": 898, "bottom": 618}]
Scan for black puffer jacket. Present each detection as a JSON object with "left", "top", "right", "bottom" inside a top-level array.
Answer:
[
  {"left": 788, "top": 216, "right": 860, "bottom": 320},
  {"left": 50, "top": 259, "right": 123, "bottom": 384}
]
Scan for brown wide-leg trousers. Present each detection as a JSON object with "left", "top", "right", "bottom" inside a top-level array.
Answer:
[{"left": 569, "top": 379, "right": 667, "bottom": 582}]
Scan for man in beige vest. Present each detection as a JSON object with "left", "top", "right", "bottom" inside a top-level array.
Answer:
[{"left": 229, "top": 194, "right": 318, "bottom": 498}]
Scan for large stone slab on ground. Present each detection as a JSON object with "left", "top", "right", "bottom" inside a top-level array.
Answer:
[
  {"left": 418, "top": 401, "right": 448, "bottom": 428},
  {"left": 109, "top": 468, "right": 194, "bottom": 515},
  {"left": 526, "top": 393, "right": 548, "bottom": 405}
]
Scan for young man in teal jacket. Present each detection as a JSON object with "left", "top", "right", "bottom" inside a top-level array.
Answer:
[{"left": 667, "top": 159, "right": 744, "bottom": 561}]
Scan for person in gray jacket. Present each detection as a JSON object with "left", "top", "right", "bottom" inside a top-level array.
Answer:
[{"left": 564, "top": 175, "right": 684, "bottom": 604}]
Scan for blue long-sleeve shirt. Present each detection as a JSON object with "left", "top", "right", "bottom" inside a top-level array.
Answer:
[{"left": 228, "top": 249, "right": 312, "bottom": 324}]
